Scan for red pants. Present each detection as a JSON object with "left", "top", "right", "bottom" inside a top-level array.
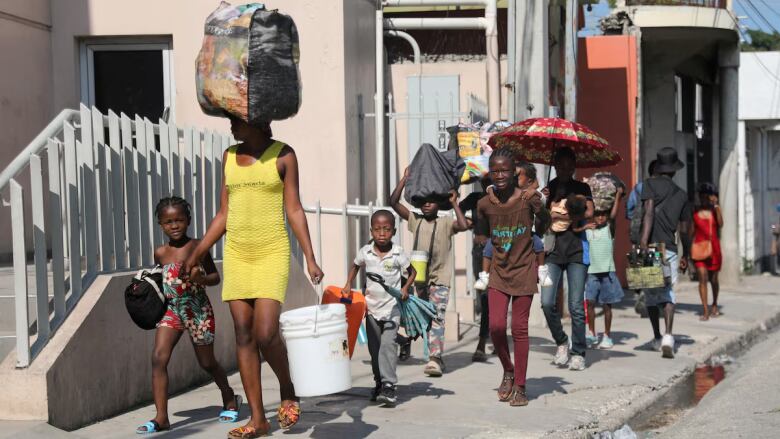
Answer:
[{"left": 488, "top": 288, "right": 533, "bottom": 386}]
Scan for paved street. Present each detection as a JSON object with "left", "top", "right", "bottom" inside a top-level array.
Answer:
[
  {"left": 69, "top": 276, "right": 780, "bottom": 439},
  {"left": 3, "top": 276, "right": 778, "bottom": 438},
  {"left": 658, "top": 319, "right": 780, "bottom": 438}
]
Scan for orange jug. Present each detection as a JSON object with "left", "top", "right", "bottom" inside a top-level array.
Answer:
[{"left": 322, "top": 286, "right": 366, "bottom": 358}]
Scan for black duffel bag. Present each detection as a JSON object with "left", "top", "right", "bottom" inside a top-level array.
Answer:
[
  {"left": 124, "top": 266, "right": 166, "bottom": 330},
  {"left": 404, "top": 143, "right": 465, "bottom": 209}
]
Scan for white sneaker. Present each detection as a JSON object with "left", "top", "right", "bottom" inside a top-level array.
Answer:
[
  {"left": 554, "top": 343, "right": 570, "bottom": 366},
  {"left": 474, "top": 271, "right": 489, "bottom": 291},
  {"left": 650, "top": 338, "right": 662, "bottom": 352},
  {"left": 538, "top": 264, "right": 553, "bottom": 287},
  {"left": 569, "top": 355, "right": 586, "bottom": 371},
  {"left": 661, "top": 334, "right": 675, "bottom": 358}
]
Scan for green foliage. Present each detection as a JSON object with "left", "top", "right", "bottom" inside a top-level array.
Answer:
[{"left": 742, "top": 29, "right": 780, "bottom": 52}]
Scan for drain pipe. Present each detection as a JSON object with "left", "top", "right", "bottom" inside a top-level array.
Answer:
[
  {"left": 485, "top": 0, "right": 500, "bottom": 121},
  {"left": 376, "top": 8, "right": 386, "bottom": 206},
  {"left": 377, "top": 0, "right": 499, "bottom": 203},
  {"left": 385, "top": 30, "right": 421, "bottom": 65},
  {"left": 383, "top": 0, "right": 500, "bottom": 121}
]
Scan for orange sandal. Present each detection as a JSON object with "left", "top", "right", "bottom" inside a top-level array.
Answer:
[
  {"left": 278, "top": 400, "right": 301, "bottom": 430},
  {"left": 227, "top": 421, "right": 270, "bottom": 439}
]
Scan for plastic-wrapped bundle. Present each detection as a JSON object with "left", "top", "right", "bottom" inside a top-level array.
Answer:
[
  {"left": 196, "top": 2, "right": 301, "bottom": 124},
  {"left": 586, "top": 172, "right": 626, "bottom": 212},
  {"left": 405, "top": 143, "right": 465, "bottom": 209}
]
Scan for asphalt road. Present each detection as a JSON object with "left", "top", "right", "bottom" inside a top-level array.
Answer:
[{"left": 659, "top": 327, "right": 780, "bottom": 438}]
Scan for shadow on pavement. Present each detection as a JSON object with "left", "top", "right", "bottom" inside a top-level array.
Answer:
[
  {"left": 525, "top": 376, "right": 571, "bottom": 399},
  {"left": 584, "top": 348, "right": 636, "bottom": 366},
  {"left": 169, "top": 405, "right": 241, "bottom": 431},
  {"left": 605, "top": 331, "right": 638, "bottom": 345}
]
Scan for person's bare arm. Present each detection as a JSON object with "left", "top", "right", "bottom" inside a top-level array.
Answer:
[
  {"left": 341, "top": 264, "right": 361, "bottom": 297},
  {"left": 475, "top": 204, "right": 488, "bottom": 239},
  {"left": 711, "top": 195, "right": 723, "bottom": 228},
  {"left": 450, "top": 191, "right": 469, "bottom": 232},
  {"left": 184, "top": 150, "right": 229, "bottom": 276},
  {"left": 679, "top": 219, "right": 692, "bottom": 272},
  {"left": 610, "top": 188, "right": 624, "bottom": 235},
  {"left": 551, "top": 210, "right": 570, "bottom": 222},
  {"left": 401, "top": 265, "right": 416, "bottom": 301},
  {"left": 532, "top": 196, "right": 551, "bottom": 236},
  {"left": 191, "top": 249, "right": 220, "bottom": 286},
  {"left": 639, "top": 198, "right": 655, "bottom": 251},
  {"left": 610, "top": 188, "right": 624, "bottom": 221},
  {"left": 584, "top": 199, "right": 595, "bottom": 221},
  {"left": 389, "top": 168, "right": 411, "bottom": 221},
  {"left": 280, "top": 146, "right": 324, "bottom": 284}
]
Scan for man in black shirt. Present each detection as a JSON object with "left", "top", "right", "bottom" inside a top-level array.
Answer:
[
  {"left": 540, "top": 147, "right": 594, "bottom": 371},
  {"left": 639, "top": 147, "right": 693, "bottom": 359}
]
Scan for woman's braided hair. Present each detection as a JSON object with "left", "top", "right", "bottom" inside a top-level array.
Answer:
[
  {"left": 489, "top": 147, "right": 516, "bottom": 168},
  {"left": 155, "top": 196, "right": 191, "bottom": 221}
]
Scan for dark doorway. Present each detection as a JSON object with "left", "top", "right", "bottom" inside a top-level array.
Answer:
[{"left": 92, "top": 50, "right": 165, "bottom": 121}]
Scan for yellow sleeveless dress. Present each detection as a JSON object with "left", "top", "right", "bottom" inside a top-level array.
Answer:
[{"left": 222, "top": 142, "right": 290, "bottom": 302}]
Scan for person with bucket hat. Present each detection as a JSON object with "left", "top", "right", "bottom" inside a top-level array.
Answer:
[{"left": 638, "top": 147, "right": 693, "bottom": 359}]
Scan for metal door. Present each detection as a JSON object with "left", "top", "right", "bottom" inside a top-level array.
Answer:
[{"left": 407, "top": 75, "right": 460, "bottom": 161}]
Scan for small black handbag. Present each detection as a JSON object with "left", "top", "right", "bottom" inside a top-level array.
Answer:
[{"left": 124, "top": 266, "right": 166, "bottom": 330}]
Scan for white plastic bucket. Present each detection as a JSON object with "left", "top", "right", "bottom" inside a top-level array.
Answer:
[
  {"left": 410, "top": 250, "right": 429, "bottom": 284},
  {"left": 280, "top": 303, "right": 352, "bottom": 397}
]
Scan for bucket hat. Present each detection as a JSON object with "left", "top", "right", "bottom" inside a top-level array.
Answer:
[{"left": 653, "top": 147, "right": 685, "bottom": 174}]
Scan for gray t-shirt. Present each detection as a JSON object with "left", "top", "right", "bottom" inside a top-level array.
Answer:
[
  {"left": 407, "top": 214, "right": 456, "bottom": 288},
  {"left": 355, "top": 244, "right": 410, "bottom": 322}
]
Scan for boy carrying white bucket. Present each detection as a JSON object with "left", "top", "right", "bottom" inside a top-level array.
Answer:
[{"left": 342, "top": 210, "right": 417, "bottom": 407}]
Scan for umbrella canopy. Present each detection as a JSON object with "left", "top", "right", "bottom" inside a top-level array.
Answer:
[
  {"left": 366, "top": 273, "right": 439, "bottom": 357},
  {"left": 487, "top": 117, "right": 621, "bottom": 168}
]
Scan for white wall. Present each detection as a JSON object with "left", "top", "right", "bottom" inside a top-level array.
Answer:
[
  {"left": 0, "top": 1, "right": 378, "bottom": 286},
  {"left": 739, "top": 52, "right": 780, "bottom": 121},
  {"left": 0, "top": 0, "right": 54, "bottom": 261},
  {"left": 739, "top": 52, "right": 780, "bottom": 272}
]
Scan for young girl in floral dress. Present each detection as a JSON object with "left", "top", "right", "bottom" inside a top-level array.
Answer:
[{"left": 136, "top": 196, "right": 239, "bottom": 434}]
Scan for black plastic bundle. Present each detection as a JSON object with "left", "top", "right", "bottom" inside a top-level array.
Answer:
[{"left": 196, "top": 2, "right": 301, "bottom": 124}]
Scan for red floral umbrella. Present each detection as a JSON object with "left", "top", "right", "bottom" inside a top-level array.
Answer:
[{"left": 487, "top": 117, "right": 621, "bottom": 168}]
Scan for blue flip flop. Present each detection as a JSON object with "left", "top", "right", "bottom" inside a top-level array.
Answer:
[
  {"left": 218, "top": 395, "right": 243, "bottom": 423},
  {"left": 136, "top": 420, "right": 167, "bottom": 434}
]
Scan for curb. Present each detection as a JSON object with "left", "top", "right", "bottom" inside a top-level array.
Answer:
[{"left": 552, "top": 307, "right": 780, "bottom": 438}]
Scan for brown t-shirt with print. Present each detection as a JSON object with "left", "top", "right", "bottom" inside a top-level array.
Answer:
[{"left": 477, "top": 190, "right": 544, "bottom": 296}]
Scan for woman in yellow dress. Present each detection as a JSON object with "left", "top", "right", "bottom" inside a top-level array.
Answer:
[{"left": 185, "top": 117, "right": 323, "bottom": 438}]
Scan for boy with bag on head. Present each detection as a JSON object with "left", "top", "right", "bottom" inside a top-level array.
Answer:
[{"left": 390, "top": 168, "right": 469, "bottom": 377}]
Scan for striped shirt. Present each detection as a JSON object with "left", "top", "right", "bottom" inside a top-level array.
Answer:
[{"left": 586, "top": 226, "right": 615, "bottom": 274}]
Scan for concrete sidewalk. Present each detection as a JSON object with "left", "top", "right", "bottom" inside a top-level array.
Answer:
[{"left": 69, "top": 276, "right": 779, "bottom": 438}]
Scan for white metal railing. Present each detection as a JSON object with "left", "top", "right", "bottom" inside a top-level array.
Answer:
[
  {"left": 296, "top": 201, "right": 474, "bottom": 313},
  {"left": 3, "top": 105, "right": 479, "bottom": 368},
  {"left": 2, "top": 104, "right": 230, "bottom": 367}
]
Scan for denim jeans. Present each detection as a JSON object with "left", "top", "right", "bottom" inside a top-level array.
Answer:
[{"left": 540, "top": 262, "right": 588, "bottom": 357}]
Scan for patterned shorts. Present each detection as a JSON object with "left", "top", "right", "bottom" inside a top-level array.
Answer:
[{"left": 157, "top": 263, "right": 216, "bottom": 345}]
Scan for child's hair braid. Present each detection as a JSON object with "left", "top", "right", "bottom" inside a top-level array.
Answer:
[{"left": 155, "top": 196, "right": 192, "bottom": 221}]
